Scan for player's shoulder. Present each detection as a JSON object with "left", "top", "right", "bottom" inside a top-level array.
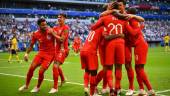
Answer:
[
  {"left": 32, "top": 30, "right": 39, "bottom": 36},
  {"left": 64, "top": 25, "right": 69, "bottom": 29},
  {"left": 95, "top": 26, "right": 105, "bottom": 32},
  {"left": 102, "top": 15, "right": 113, "bottom": 19}
]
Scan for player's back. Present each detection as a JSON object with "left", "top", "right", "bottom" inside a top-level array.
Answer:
[
  {"left": 81, "top": 26, "right": 105, "bottom": 53},
  {"left": 102, "top": 15, "right": 126, "bottom": 36}
]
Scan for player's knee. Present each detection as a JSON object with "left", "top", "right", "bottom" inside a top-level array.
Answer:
[
  {"left": 115, "top": 64, "right": 122, "bottom": 69},
  {"left": 115, "top": 74, "right": 121, "bottom": 80},
  {"left": 125, "top": 64, "right": 132, "bottom": 70},
  {"left": 85, "top": 68, "right": 90, "bottom": 73},
  {"left": 90, "top": 70, "right": 97, "bottom": 76}
]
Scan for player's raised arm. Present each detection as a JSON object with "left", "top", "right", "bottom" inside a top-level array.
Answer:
[
  {"left": 49, "top": 28, "right": 62, "bottom": 41},
  {"left": 104, "top": 34, "right": 125, "bottom": 40},
  {"left": 91, "top": 17, "right": 104, "bottom": 30},
  {"left": 129, "top": 14, "right": 145, "bottom": 22}
]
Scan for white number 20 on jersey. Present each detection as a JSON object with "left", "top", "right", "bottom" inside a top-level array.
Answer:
[{"left": 108, "top": 23, "right": 123, "bottom": 35}]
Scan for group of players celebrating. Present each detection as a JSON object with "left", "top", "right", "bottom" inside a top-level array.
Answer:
[
  {"left": 80, "top": 0, "right": 155, "bottom": 96},
  {"left": 18, "top": 13, "right": 69, "bottom": 94},
  {"left": 17, "top": 0, "right": 156, "bottom": 96}
]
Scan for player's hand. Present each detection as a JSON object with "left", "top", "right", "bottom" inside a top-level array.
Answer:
[
  {"left": 126, "top": 14, "right": 135, "bottom": 20},
  {"left": 119, "top": 34, "right": 125, "bottom": 38},
  {"left": 59, "top": 37, "right": 64, "bottom": 42},
  {"left": 48, "top": 28, "right": 53, "bottom": 34},
  {"left": 24, "top": 53, "right": 29, "bottom": 62}
]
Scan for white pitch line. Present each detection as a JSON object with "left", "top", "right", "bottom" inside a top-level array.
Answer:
[
  {"left": 0, "top": 72, "right": 168, "bottom": 96},
  {"left": 0, "top": 72, "right": 83, "bottom": 86},
  {"left": 156, "top": 89, "right": 170, "bottom": 94},
  {"left": 0, "top": 66, "right": 27, "bottom": 69}
]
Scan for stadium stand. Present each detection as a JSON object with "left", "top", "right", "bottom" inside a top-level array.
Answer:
[{"left": 0, "top": 0, "right": 170, "bottom": 51}]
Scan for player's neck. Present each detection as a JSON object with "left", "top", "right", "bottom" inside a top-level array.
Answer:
[{"left": 59, "top": 23, "right": 65, "bottom": 27}]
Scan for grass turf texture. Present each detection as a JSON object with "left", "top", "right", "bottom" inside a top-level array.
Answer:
[{"left": 0, "top": 47, "right": 170, "bottom": 96}]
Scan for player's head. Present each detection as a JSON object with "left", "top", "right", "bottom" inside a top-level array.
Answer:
[
  {"left": 127, "top": 7, "right": 137, "bottom": 14},
  {"left": 58, "top": 13, "right": 67, "bottom": 25},
  {"left": 37, "top": 18, "right": 47, "bottom": 32},
  {"left": 103, "top": 1, "right": 119, "bottom": 11},
  {"left": 116, "top": 0, "right": 126, "bottom": 12}
]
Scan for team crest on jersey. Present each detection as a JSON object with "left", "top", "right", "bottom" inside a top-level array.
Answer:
[{"left": 47, "top": 35, "right": 51, "bottom": 40}]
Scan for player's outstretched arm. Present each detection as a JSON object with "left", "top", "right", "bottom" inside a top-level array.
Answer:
[
  {"left": 104, "top": 34, "right": 125, "bottom": 40},
  {"left": 24, "top": 43, "right": 33, "bottom": 62},
  {"left": 129, "top": 14, "right": 145, "bottom": 22},
  {"left": 91, "top": 18, "right": 103, "bottom": 30}
]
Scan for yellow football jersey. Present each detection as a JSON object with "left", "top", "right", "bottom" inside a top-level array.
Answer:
[
  {"left": 164, "top": 36, "right": 170, "bottom": 43},
  {"left": 11, "top": 38, "right": 18, "bottom": 50}
]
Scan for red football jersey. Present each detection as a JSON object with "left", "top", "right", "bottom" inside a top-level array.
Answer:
[
  {"left": 30, "top": 29, "right": 55, "bottom": 53},
  {"left": 53, "top": 25, "right": 69, "bottom": 51},
  {"left": 125, "top": 18, "right": 145, "bottom": 46},
  {"left": 73, "top": 36, "right": 81, "bottom": 46},
  {"left": 91, "top": 15, "right": 126, "bottom": 36},
  {"left": 81, "top": 26, "right": 106, "bottom": 53}
]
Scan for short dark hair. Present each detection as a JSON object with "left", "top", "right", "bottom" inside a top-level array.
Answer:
[
  {"left": 112, "top": 1, "right": 119, "bottom": 10},
  {"left": 102, "top": 4, "right": 108, "bottom": 11},
  {"left": 37, "top": 18, "right": 46, "bottom": 25},
  {"left": 58, "top": 13, "right": 67, "bottom": 18},
  {"left": 127, "top": 7, "right": 137, "bottom": 14},
  {"left": 102, "top": 2, "right": 119, "bottom": 11},
  {"left": 116, "top": 0, "right": 126, "bottom": 5}
]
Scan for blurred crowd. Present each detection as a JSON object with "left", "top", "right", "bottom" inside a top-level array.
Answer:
[{"left": 0, "top": 15, "right": 170, "bottom": 51}]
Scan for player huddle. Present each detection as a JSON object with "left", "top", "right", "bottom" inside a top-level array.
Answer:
[
  {"left": 80, "top": 0, "right": 155, "bottom": 96},
  {"left": 17, "top": 0, "right": 156, "bottom": 96}
]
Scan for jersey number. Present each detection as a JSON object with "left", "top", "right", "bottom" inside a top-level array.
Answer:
[
  {"left": 108, "top": 23, "right": 123, "bottom": 35},
  {"left": 87, "top": 31, "right": 95, "bottom": 42}
]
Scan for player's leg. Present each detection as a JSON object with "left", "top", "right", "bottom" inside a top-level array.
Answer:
[
  {"left": 125, "top": 46, "right": 134, "bottom": 95},
  {"left": 114, "top": 64, "right": 122, "bottom": 95},
  {"left": 18, "top": 55, "right": 41, "bottom": 91},
  {"left": 135, "top": 43, "right": 155, "bottom": 95},
  {"left": 89, "top": 70, "right": 97, "bottom": 96},
  {"left": 49, "top": 61, "right": 60, "bottom": 93},
  {"left": 135, "top": 64, "right": 155, "bottom": 95},
  {"left": 165, "top": 43, "right": 168, "bottom": 52},
  {"left": 8, "top": 50, "right": 13, "bottom": 62},
  {"left": 114, "top": 42, "right": 125, "bottom": 95},
  {"left": 84, "top": 68, "right": 90, "bottom": 96},
  {"left": 31, "top": 66, "right": 46, "bottom": 93},
  {"left": 105, "top": 65, "right": 115, "bottom": 96},
  {"left": 58, "top": 66, "right": 66, "bottom": 87}
]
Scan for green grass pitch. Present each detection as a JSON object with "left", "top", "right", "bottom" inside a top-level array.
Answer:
[{"left": 0, "top": 47, "right": 170, "bottom": 96}]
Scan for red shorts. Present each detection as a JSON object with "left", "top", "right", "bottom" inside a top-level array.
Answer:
[
  {"left": 80, "top": 51, "right": 98, "bottom": 70},
  {"left": 125, "top": 45, "right": 132, "bottom": 64},
  {"left": 54, "top": 50, "right": 67, "bottom": 64},
  {"left": 134, "top": 42, "right": 148, "bottom": 64},
  {"left": 104, "top": 39, "right": 125, "bottom": 65},
  {"left": 32, "top": 52, "right": 54, "bottom": 69}
]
